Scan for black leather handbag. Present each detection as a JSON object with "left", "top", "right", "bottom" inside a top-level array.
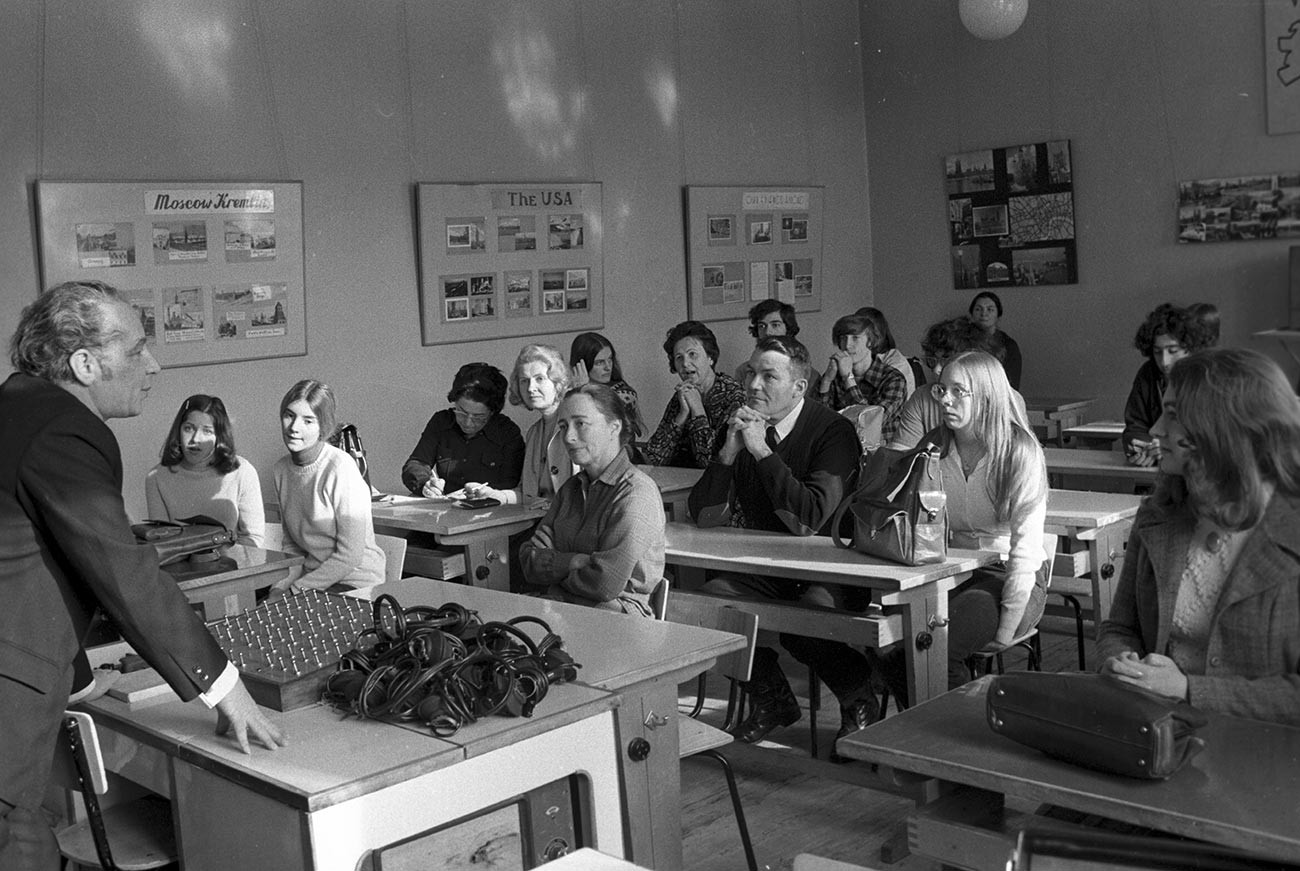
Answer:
[
  {"left": 329, "top": 423, "right": 371, "bottom": 485},
  {"left": 131, "top": 515, "right": 235, "bottom": 565},
  {"left": 830, "top": 432, "right": 947, "bottom": 566},
  {"left": 987, "top": 672, "right": 1208, "bottom": 780}
]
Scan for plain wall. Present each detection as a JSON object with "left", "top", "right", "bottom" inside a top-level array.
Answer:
[
  {"left": 862, "top": 0, "right": 1300, "bottom": 412},
  {"left": 0, "top": 0, "right": 872, "bottom": 518}
]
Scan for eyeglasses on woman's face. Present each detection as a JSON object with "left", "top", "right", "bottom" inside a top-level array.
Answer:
[
  {"left": 452, "top": 403, "right": 491, "bottom": 424},
  {"left": 931, "top": 382, "right": 973, "bottom": 403}
]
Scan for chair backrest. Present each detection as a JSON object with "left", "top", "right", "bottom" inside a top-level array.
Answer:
[
  {"left": 664, "top": 594, "right": 759, "bottom": 682},
  {"left": 648, "top": 577, "right": 669, "bottom": 621},
  {"left": 261, "top": 521, "right": 285, "bottom": 552},
  {"left": 1039, "top": 532, "right": 1059, "bottom": 591},
  {"left": 374, "top": 533, "right": 408, "bottom": 585},
  {"left": 907, "top": 356, "right": 929, "bottom": 393},
  {"left": 839, "top": 403, "right": 885, "bottom": 455},
  {"left": 54, "top": 711, "right": 108, "bottom": 797}
]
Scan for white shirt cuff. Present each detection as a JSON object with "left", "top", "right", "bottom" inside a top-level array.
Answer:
[{"left": 198, "top": 662, "right": 239, "bottom": 708}]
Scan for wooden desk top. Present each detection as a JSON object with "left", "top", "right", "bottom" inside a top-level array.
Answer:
[
  {"left": 1045, "top": 489, "right": 1140, "bottom": 530},
  {"left": 1023, "top": 396, "right": 1095, "bottom": 414},
  {"left": 636, "top": 464, "right": 703, "bottom": 496},
  {"left": 371, "top": 498, "right": 547, "bottom": 535},
  {"left": 664, "top": 522, "right": 996, "bottom": 590},
  {"left": 379, "top": 578, "right": 747, "bottom": 693},
  {"left": 1062, "top": 420, "right": 1124, "bottom": 437},
  {"left": 169, "top": 545, "right": 303, "bottom": 594},
  {"left": 1044, "top": 447, "right": 1158, "bottom": 480},
  {"left": 839, "top": 678, "right": 1300, "bottom": 863},
  {"left": 82, "top": 680, "right": 615, "bottom": 813}
]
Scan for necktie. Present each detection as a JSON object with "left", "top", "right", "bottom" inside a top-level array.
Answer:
[{"left": 765, "top": 426, "right": 780, "bottom": 451}]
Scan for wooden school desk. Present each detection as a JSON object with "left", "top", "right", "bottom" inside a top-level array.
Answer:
[
  {"left": 1061, "top": 420, "right": 1124, "bottom": 450},
  {"left": 663, "top": 523, "right": 997, "bottom": 707},
  {"left": 636, "top": 463, "right": 703, "bottom": 520},
  {"left": 169, "top": 544, "right": 304, "bottom": 619},
  {"left": 838, "top": 677, "right": 1300, "bottom": 870},
  {"left": 1043, "top": 446, "right": 1158, "bottom": 493},
  {"left": 370, "top": 497, "right": 547, "bottom": 590},
  {"left": 375, "top": 577, "right": 748, "bottom": 871},
  {"left": 81, "top": 673, "right": 622, "bottom": 871},
  {"left": 1044, "top": 488, "right": 1140, "bottom": 628},
  {"left": 1023, "top": 397, "right": 1094, "bottom": 446}
]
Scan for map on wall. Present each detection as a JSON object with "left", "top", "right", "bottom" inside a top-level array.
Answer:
[{"left": 946, "top": 140, "right": 1078, "bottom": 289}]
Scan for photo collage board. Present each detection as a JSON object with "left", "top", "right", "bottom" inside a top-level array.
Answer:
[
  {"left": 684, "top": 185, "right": 824, "bottom": 323},
  {"left": 36, "top": 181, "right": 307, "bottom": 368},
  {"left": 946, "top": 140, "right": 1078, "bottom": 289},
  {"left": 416, "top": 182, "right": 603, "bottom": 346}
]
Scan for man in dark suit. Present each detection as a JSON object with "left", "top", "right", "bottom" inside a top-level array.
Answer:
[
  {"left": 688, "top": 335, "right": 871, "bottom": 761},
  {"left": 0, "top": 281, "right": 284, "bottom": 868}
]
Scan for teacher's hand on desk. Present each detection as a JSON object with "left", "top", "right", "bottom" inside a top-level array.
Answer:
[
  {"left": 1100, "top": 650, "right": 1189, "bottom": 701},
  {"left": 216, "top": 680, "right": 288, "bottom": 753}
]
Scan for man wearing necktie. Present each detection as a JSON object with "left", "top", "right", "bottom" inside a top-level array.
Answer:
[{"left": 688, "top": 335, "right": 870, "bottom": 761}]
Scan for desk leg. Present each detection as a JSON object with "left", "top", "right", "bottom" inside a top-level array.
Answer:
[
  {"left": 883, "top": 584, "right": 950, "bottom": 707},
  {"left": 614, "top": 678, "right": 685, "bottom": 870},
  {"left": 1083, "top": 519, "right": 1131, "bottom": 631}
]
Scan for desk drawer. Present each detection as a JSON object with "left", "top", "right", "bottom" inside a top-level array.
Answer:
[
  {"left": 1052, "top": 551, "right": 1089, "bottom": 578},
  {"left": 404, "top": 546, "right": 466, "bottom": 581}
]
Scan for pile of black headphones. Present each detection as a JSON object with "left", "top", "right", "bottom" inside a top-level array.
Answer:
[{"left": 322, "top": 594, "right": 580, "bottom": 737}]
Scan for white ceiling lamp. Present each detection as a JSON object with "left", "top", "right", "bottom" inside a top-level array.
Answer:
[{"left": 958, "top": 0, "right": 1029, "bottom": 40}]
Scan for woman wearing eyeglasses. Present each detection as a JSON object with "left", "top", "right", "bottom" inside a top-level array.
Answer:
[
  {"left": 401, "top": 362, "right": 525, "bottom": 499},
  {"left": 872, "top": 350, "right": 1048, "bottom": 698}
]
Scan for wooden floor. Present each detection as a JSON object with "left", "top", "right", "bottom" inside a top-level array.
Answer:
[{"left": 678, "top": 617, "right": 1092, "bottom": 871}]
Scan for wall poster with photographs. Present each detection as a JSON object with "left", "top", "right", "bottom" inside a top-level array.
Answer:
[
  {"left": 416, "top": 182, "right": 603, "bottom": 346},
  {"left": 1176, "top": 172, "right": 1300, "bottom": 243},
  {"left": 946, "top": 140, "right": 1078, "bottom": 289},
  {"left": 684, "top": 185, "right": 824, "bottom": 323},
  {"left": 35, "top": 180, "right": 306, "bottom": 368}
]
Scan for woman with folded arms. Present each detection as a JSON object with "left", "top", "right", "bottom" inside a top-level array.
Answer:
[
  {"left": 146, "top": 393, "right": 265, "bottom": 546},
  {"left": 463, "top": 344, "right": 574, "bottom": 505},
  {"left": 1098, "top": 349, "right": 1300, "bottom": 725},
  {"left": 520, "top": 384, "right": 664, "bottom": 615},
  {"left": 271, "top": 379, "right": 385, "bottom": 595},
  {"left": 400, "top": 362, "right": 524, "bottom": 499}
]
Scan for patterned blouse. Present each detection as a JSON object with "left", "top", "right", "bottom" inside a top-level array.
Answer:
[{"left": 642, "top": 373, "right": 745, "bottom": 468}]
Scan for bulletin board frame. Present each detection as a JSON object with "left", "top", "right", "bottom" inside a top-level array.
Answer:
[
  {"left": 416, "top": 182, "right": 604, "bottom": 346},
  {"left": 684, "top": 185, "right": 825, "bottom": 324},
  {"left": 35, "top": 180, "right": 307, "bottom": 368}
]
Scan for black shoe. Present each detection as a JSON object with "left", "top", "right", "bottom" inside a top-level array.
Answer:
[
  {"left": 828, "top": 695, "right": 879, "bottom": 763},
  {"left": 733, "top": 692, "right": 801, "bottom": 743}
]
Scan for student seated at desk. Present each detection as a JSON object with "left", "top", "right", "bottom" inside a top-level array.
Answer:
[
  {"left": 400, "top": 362, "right": 524, "bottom": 499},
  {"left": 145, "top": 393, "right": 265, "bottom": 546},
  {"left": 733, "top": 299, "right": 820, "bottom": 387},
  {"left": 814, "top": 313, "right": 907, "bottom": 444},
  {"left": 643, "top": 321, "right": 745, "bottom": 469},
  {"left": 568, "top": 332, "right": 646, "bottom": 440},
  {"left": 463, "top": 344, "right": 575, "bottom": 505},
  {"left": 271, "top": 379, "right": 385, "bottom": 595},
  {"left": 1099, "top": 349, "right": 1300, "bottom": 725},
  {"left": 1122, "top": 303, "right": 1217, "bottom": 467},
  {"left": 888, "top": 316, "right": 1024, "bottom": 450},
  {"left": 520, "top": 385, "right": 664, "bottom": 616},
  {"left": 872, "top": 352, "right": 1047, "bottom": 699},
  {"left": 854, "top": 306, "right": 918, "bottom": 397},
  {"left": 969, "top": 291, "right": 1022, "bottom": 389},
  {"left": 687, "top": 336, "right": 868, "bottom": 756}
]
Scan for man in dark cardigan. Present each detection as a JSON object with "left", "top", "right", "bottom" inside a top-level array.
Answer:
[{"left": 687, "top": 335, "right": 873, "bottom": 761}]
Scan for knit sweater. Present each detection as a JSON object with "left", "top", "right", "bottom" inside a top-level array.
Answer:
[
  {"left": 272, "top": 443, "right": 385, "bottom": 590},
  {"left": 145, "top": 457, "right": 265, "bottom": 546}
]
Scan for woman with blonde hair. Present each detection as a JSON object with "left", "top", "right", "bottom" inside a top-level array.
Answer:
[
  {"left": 464, "top": 344, "right": 573, "bottom": 505},
  {"left": 1099, "top": 349, "right": 1300, "bottom": 724}
]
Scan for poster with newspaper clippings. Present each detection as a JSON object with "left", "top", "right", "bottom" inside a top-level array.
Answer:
[
  {"left": 417, "top": 182, "right": 603, "bottom": 345},
  {"left": 685, "top": 186, "right": 824, "bottom": 323},
  {"left": 36, "top": 180, "right": 306, "bottom": 368}
]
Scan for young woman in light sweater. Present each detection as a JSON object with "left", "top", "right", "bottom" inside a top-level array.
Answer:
[
  {"left": 934, "top": 351, "right": 1048, "bottom": 687},
  {"left": 145, "top": 394, "right": 265, "bottom": 546},
  {"left": 271, "top": 380, "right": 384, "bottom": 595}
]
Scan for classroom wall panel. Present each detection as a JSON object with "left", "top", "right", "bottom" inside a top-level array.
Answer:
[
  {"left": 0, "top": 0, "right": 870, "bottom": 518},
  {"left": 862, "top": 0, "right": 1300, "bottom": 412}
]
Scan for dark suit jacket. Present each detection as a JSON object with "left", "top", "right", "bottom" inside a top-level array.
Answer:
[
  {"left": 1097, "top": 492, "right": 1300, "bottom": 725},
  {"left": 0, "top": 373, "right": 228, "bottom": 808}
]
